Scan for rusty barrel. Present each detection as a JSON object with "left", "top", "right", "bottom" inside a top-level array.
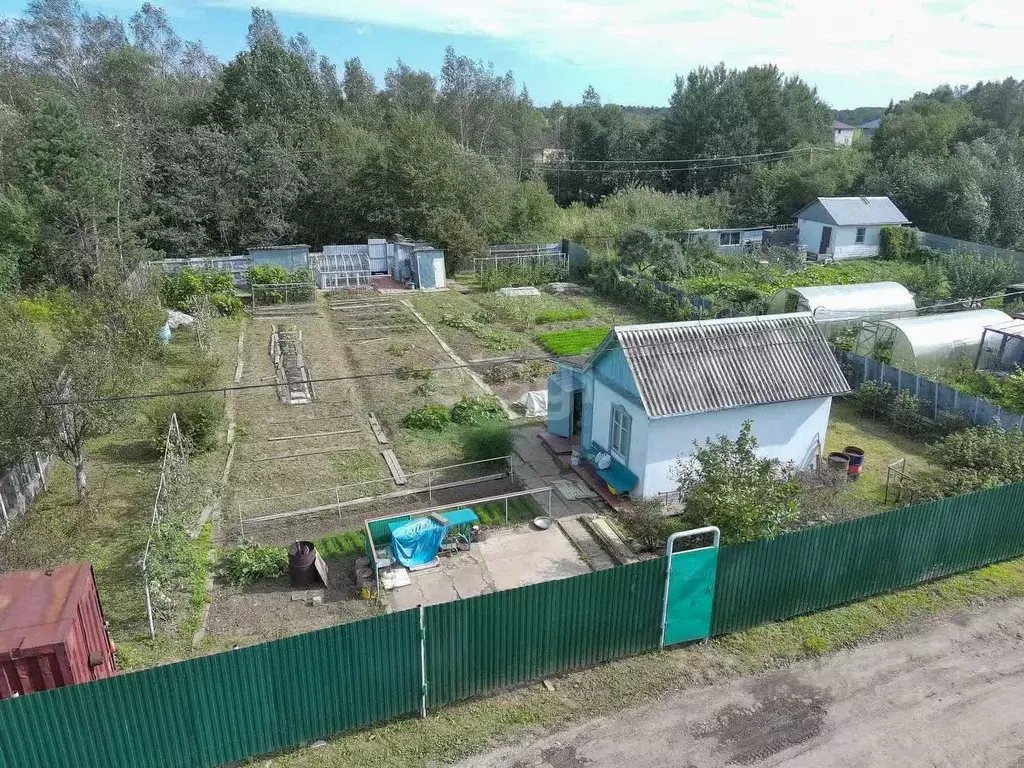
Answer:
[{"left": 288, "top": 541, "right": 318, "bottom": 587}]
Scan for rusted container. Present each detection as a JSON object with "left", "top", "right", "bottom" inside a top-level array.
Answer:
[{"left": 0, "top": 564, "right": 117, "bottom": 699}]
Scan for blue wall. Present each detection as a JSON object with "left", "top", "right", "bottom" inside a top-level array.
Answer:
[
  {"left": 593, "top": 347, "right": 641, "bottom": 401},
  {"left": 250, "top": 246, "right": 309, "bottom": 272}
]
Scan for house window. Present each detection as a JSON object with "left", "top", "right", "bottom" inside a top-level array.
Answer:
[
  {"left": 719, "top": 231, "right": 741, "bottom": 246},
  {"left": 610, "top": 405, "right": 632, "bottom": 461},
  {"left": 855, "top": 227, "right": 866, "bottom": 244}
]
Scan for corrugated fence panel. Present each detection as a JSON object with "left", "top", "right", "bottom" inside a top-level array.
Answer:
[
  {"left": 0, "top": 610, "right": 420, "bottom": 768},
  {"left": 711, "top": 482, "right": 1024, "bottom": 636},
  {"left": 426, "top": 558, "right": 664, "bottom": 707}
]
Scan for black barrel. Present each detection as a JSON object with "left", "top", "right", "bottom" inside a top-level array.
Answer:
[{"left": 288, "top": 541, "right": 318, "bottom": 587}]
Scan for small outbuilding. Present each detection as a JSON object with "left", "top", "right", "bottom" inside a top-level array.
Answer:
[
  {"left": 852, "top": 308, "right": 1011, "bottom": 368},
  {"left": 768, "top": 282, "right": 916, "bottom": 335},
  {"left": 547, "top": 313, "right": 851, "bottom": 497},
  {"left": 796, "top": 196, "right": 909, "bottom": 260},
  {"left": 248, "top": 244, "right": 310, "bottom": 271}
]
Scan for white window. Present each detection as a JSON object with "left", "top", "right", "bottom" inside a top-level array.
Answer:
[
  {"left": 855, "top": 227, "right": 866, "bottom": 244},
  {"left": 610, "top": 405, "right": 632, "bottom": 461},
  {"left": 719, "top": 231, "right": 741, "bottom": 246}
]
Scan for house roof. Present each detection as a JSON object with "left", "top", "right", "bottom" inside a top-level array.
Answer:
[
  {"left": 860, "top": 117, "right": 883, "bottom": 130},
  {"left": 588, "top": 313, "right": 851, "bottom": 419},
  {"left": 833, "top": 120, "right": 855, "bottom": 130},
  {"left": 795, "top": 196, "right": 909, "bottom": 227}
]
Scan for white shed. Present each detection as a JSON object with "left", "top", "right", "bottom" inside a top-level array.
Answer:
[
  {"left": 852, "top": 309, "right": 1011, "bottom": 368},
  {"left": 768, "top": 282, "right": 916, "bottom": 334},
  {"left": 796, "top": 196, "right": 909, "bottom": 260}
]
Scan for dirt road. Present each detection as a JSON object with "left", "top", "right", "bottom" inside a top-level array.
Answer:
[{"left": 458, "top": 600, "right": 1024, "bottom": 768}]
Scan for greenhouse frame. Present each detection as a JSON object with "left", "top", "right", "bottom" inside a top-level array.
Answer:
[
  {"left": 310, "top": 251, "right": 373, "bottom": 290},
  {"left": 768, "top": 282, "right": 916, "bottom": 334},
  {"left": 975, "top": 317, "right": 1024, "bottom": 373},
  {"left": 852, "top": 308, "right": 1011, "bottom": 368}
]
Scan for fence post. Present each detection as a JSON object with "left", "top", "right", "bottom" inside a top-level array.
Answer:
[
  {"left": 504, "top": 496, "right": 509, "bottom": 524},
  {"left": 419, "top": 604, "right": 427, "bottom": 719},
  {"left": 508, "top": 455, "right": 514, "bottom": 485},
  {"left": 427, "top": 469, "right": 433, "bottom": 503},
  {"left": 547, "top": 488, "right": 553, "bottom": 517},
  {"left": 142, "top": 562, "right": 155, "bottom": 639}
]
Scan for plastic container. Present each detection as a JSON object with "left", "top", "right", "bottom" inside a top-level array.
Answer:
[{"left": 844, "top": 446, "right": 865, "bottom": 481}]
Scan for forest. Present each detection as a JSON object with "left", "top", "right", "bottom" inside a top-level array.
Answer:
[{"left": 0, "top": 1, "right": 1021, "bottom": 295}]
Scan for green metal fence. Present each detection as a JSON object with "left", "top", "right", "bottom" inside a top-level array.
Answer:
[
  {"left": 426, "top": 557, "right": 664, "bottom": 706},
  {"left": 711, "top": 481, "right": 1024, "bottom": 636}
]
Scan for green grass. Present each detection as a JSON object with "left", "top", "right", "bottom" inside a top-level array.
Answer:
[
  {"left": 534, "top": 307, "right": 592, "bottom": 324},
  {"left": 473, "top": 496, "right": 544, "bottom": 525},
  {"left": 264, "top": 555, "right": 1024, "bottom": 768},
  {"left": 826, "top": 399, "right": 940, "bottom": 510},
  {"left": 314, "top": 530, "right": 368, "bottom": 559},
  {"left": 536, "top": 326, "right": 611, "bottom": 356}
]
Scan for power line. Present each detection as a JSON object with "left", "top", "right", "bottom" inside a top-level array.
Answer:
[{"left": 482, "top": 146, "right": 832, "bottom": 166}]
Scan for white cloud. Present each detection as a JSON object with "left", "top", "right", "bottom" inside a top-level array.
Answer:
[{"left": 209, "top": 0, "right": 1024, "bottom": 88}]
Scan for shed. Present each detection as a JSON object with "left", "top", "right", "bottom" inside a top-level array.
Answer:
[
  {"left": 768, "top": 282, "right": 916, "bottom": 335},
  {"left": 0, "top": 564, "right": 116, "bottom": 699},
  {"left": 410, "top": 247, "right": 446, "bottom": 290},
  {"left": 796, "top": 196, "right": 909, "bottom": 260},
  {"left": 833, "top": 121, "right": 856, "bottom": 146},
  {"left": 547, "top": 313, "right": 851, "bottom": 497},
  {"left": 249, "top": 245, "right": 310, "bottom": 272},
  {"left": 852, "top": 308, "right": 1011, "bottom": 368}
]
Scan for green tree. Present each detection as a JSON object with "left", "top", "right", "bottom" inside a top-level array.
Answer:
[
  {"left": 616, "top": 228, "right": 683, "bottom": 277},
  {"left": 936, "top": 249, "right": 1013, "bottom": 304},
  {"left": 674, "top": 422, "right": 800, "bottom": 544}
]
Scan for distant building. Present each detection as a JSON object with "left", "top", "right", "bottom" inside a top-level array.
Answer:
[
  {"left": 532, "top": 147, "right": 567, "bottom": 164},
  {"left": 859, "top": 117, "right": 882, "bottom": 137},
  {"left": 833, "top": 120, "right": 856, "bottom": 146},
  {"left": 796, "top": 196, "right": 909, "bottom": 260}
]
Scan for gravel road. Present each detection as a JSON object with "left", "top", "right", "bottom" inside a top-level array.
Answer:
[{"left": 458, "top": 599, "right": 1024, "bottom": 768}]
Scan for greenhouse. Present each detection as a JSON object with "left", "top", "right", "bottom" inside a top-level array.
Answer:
[
  {"left": 975, "top": 317, "right": 1024, "bottom": 372},
  {"left": 852, "top": 308, "right": 1011, "bottom": 368},
  {"left": 768, "top": 282, "right": 916, "bottom": 334},
  {"left": 309, "top": 250, "right": 372, "bottom": 290}
]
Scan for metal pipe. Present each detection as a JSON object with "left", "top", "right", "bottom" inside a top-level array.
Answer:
[
  {"left": 659, "top": 526, "right": 720, "bottom": 649},
  {"left": 419, "top": 604, "right": 427, "bottom": 719},
  {"left": 142, "top": 561, "right": 155, "bottom": 639},
  {"left": 504, "top": 497, "right": 508, "bottom": 524}
]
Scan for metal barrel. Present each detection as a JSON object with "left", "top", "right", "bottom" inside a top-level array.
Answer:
[
  {"left": 844, "top": 446, "right": 865, "bottom": 481},
  {"left": 287, "top": 541, "right": 318, "bottom": 587}
]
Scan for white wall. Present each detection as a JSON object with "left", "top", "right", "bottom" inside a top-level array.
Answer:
[
  {"left": 832, "top": 224, "right": 881, "bottom": 260},
  {"left": 590, "top": 378, "right": 648, "bottom": 483},
  {"left": 639, "top": 397, "right": 834, "bottom": 497},
  {"left": 797, "top": 218, "right": 826, "bottom": 254},
  {"left": 834, "top": 128, "right": 855, "bottom": 146}
]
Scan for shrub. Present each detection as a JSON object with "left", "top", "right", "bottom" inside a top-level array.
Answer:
[
  {"left": 402, "top": 404, "right": 450, "bottom": 430},
  {"left": 477, "top": 263, "right": 567, "bottom": 292},
  {"left": 219, "top": 543, "right": 288, "bottom": 587},
  {"left": 925, "top": 424, "right": 1024, "bottom": 497},
  {"left": 182, "top": 361, "right": 218, "bottom": 389},
  {"left": 462, "top": 422, "right": 512, "bottom": 462},
  {"left": 387, "top": 343, "right": 413, "bottom": 356},
  {"left": 854, "top": 380, "right": 895, "bottom": 415},
  {"left": 147, "top": 395, "right": 222, "bottom": 454},
  {"left": 617, "top": 498, "right": 674, "bottom": 553},
  {"left": 486, "top": 360, "right": 557, "bottom": 383},
  {"left": 889, "top": 390, "right": 928, "bottom": 434},
  {"left": 161, "top": 267, "right": 241, "bottom": 316},
  {"left": 879, "top": 226, "right": 920, "bottom": 260},
  {"left": 395, "top": 364, "right": 432, "bottom": 380},
  {"left": 450, "top": 395, "right": 504, "bottom": 425}
]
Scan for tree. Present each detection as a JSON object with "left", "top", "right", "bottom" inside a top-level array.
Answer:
[
  {"left": 383, "top": 60, "right": 436, "bottom": 114},
  {"left": 674, "top": 422, "right": 800, "bottom": 544},
  {"left": 616, "top": 228, "right": 683, "bottom": 276},
  {"left": 342, "top": 57, "right": 376, "bottom": 107},
  {"left": 935, "top": 249, "right": 1013, "bottom": 304},
  {"left": 245, "top": 7, "right": 282, "bottom": 49},
  {"left": 0, "top": 299, "right": 46, "bottom": 472}
]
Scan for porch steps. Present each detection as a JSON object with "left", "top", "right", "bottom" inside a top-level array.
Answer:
[
  {"left": 579, "top": 515, "right": 639, "bottom": 566},
  {"left": 556, "top": 515, "right": 616, "bottom": 572}
]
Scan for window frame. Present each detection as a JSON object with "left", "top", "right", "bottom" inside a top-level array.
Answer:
[
  {"left": 730, "top": 231, "right": 741, "bottom": 245},
  {"left": 855, "top": 227, "right": 866, "bottom": 244},
  {"left": 609, "top": 404, "right": 632, "bottom": 462},
  {"left": 719, "top": 232, "right": 730, "bottom": 246}
]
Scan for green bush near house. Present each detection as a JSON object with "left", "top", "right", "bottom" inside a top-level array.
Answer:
[
  {"left": 878, "top": 226, "right": 920, "bottom": 260},
  {"left": 462, "top": 422, "right": 513, "bottom": 462},
  {"left": 146, "top": 394, "right": 222, "bottom": 455}
]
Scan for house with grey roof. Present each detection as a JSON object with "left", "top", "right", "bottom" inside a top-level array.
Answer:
[
  {"left": 833, "top": 120, "right": 856, "bottom": 146},
  {"left": 796, "top": 196, "right": 910, "bottom": 261},
  {"left": 545, "top": 313, "right": 851, "bottom": 498}
]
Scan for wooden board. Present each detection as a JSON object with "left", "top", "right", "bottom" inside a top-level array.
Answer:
[
  {"left": 251, "top": 446, "right": 358, "bottom": 462},
  {"left": 381, "top": 449, "right": 407, "bottom": 485},
  {"left": 267, "top": 428, "right": 361, "bottom": 442},
  {"left": 368, "top": 413, "right": 389, "bottom": 444}
]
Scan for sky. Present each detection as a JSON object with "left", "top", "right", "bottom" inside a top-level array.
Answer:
[{"left": 2, "top": 0, "right": 1023, "bottom": 109}]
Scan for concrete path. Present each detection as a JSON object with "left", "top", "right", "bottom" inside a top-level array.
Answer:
[
  {"left": 458, "top": 599, "right": 1024, "bottom": 768},
  {"left": 511, "top": 429, "right": 597, "bottom": 520}
]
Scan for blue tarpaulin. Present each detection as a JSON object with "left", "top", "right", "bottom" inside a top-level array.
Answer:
[{"left": 389, "top": 518, "right": 448, "bottom": 567}]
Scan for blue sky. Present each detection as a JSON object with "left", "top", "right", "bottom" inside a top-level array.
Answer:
[{"left": 2, "top": 0, "right": 1021, "bottom": 108}]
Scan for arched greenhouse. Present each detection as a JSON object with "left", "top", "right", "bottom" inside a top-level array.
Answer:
[
  {"left": 852, "top": 308, "right": 1012, "bottom": 368},
  {"left": 768, "top": 282, "right": 916, "bottom": 334}
]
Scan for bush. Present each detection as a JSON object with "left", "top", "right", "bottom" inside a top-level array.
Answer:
[
  {"left": 879, "top": 226, "right": 920, "bottom": 260},
  {"left": 219, "top": 543, "right": 288, "bottom": 587},
  {"left": 402, "top": 404, "right": 450, "bottom": 430},
  {"left": 854, "top": 381, "right": 895, "bottom": 415},
  {"left": 450, "top": 395, "right": 504, "bottom": 425},
  {"left": 147, "top": 394, "right": 222, "bottom": 454},
  {"left": 477, "top": 263, "right": 567, "bottom": 292},
  {"left": 889, "top": 390, "right": 928, "bottom": 434},
  {"left": 617, "top": 498, "right": 674, "bottom": 553},
  {"left": 160, "top": 267, "right": 241, "bottom": 316},
  {"left": 485, "top": 360, "right": 556, "bottom": 383},
  {"left": 925, "top": 424, "right": 1024, "bottom": 497},
  {"left": 462, "top": 422, "right": 512, "bottom": 462}
]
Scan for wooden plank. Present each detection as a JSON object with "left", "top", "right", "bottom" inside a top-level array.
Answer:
[
  {"left": 368, "top": 413, "right": 389, "bottom": 444},
  {"left": 345, "top": 324, "right": 410, "bottom": 331},
  {"left": 251, "top": 446, "right": 358, "bottom": 462},
  {"left": 381, "top": 449, "right": 407, "bottom": 485},
  {"left": 266, "top": 414, "right": 354, "bottom": 424},
  {"left": 267, "top": 428, "right": 361, "bottom": 443}
]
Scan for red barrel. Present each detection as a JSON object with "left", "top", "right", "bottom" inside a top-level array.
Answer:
[{"left": 844, "top": 446, "right": 865, "bottom": 481}]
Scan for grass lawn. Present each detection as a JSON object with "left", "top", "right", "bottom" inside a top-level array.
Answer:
[
  {"left": 825, "top": 399, "right": 939, "bottom": 510},
  {"left": 0, "top": 316, "right": 241, "bottom": 670},
  {"left": 263, "top": 554, "right": 1024, "bottom": 768}
]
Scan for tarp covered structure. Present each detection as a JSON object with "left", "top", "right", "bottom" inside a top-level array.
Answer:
[
  {"left": 768, "top": 282, "right": 916, "bottom": 334},
  {"left": 853, "top": 308, "right": 1011, "bottom": 367},
  {"left": 389, "top": 517, "right": 449, "bottom": 568},
  {"left": 517, "top": 390, "right": 548, "bottom": 417}
]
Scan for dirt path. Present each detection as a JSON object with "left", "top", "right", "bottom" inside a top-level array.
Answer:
[{"left": 458, "top": 599, "right": 1024, "bottom": 768}]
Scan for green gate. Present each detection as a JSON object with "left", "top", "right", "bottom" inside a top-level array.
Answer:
[{"left": 660, "top": 527, "right": 720, "bottom": 647}]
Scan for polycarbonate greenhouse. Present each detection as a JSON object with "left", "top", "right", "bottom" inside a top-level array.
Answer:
[
  {"left": 309, "top": 250, "right": 372, "bottom": 290},
  {"left": 852, "top": 308, "right": 1011, "bottom": 368},
  {"left": 768, "top": 282, "right": 916, "bottom": 333}
]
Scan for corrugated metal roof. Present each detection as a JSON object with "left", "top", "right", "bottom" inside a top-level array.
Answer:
[
  {"left": 796, "top": 196, "right": 909, "bottom": 226},
  {"left": 602, "top": 313, "right": 851, "bottom": 419}
]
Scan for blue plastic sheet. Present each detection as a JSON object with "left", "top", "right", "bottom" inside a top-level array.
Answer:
[{"left": 390, "top": 518, "right": 448, "bottom": 567}]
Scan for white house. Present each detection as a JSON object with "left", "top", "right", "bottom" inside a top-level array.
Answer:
[
  {"left": 833, "top": 121, "right": 856, "bottom": 146},
  {"left": 546, "top": 313, "right": 851, "bottom": 498},
  {"left": 796, "top": 196, "right": 909, "bottom": 260}
]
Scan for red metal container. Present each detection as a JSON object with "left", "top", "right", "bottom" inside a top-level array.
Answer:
[{"left": 0, "top": 564, "right": 117, "bottom": 699}]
